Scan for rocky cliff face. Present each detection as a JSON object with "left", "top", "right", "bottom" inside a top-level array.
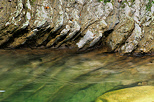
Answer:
[{"left": 0, "top": 0, "right": 154, "bottom": 54}]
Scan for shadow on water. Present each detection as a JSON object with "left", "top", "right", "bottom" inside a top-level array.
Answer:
[{"left": 0, "top": 49, "right": 153, "bottom": 102}]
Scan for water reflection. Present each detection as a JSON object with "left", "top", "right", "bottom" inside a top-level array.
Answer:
[{"left": 0, "top": 49, "right": 153, "bottom": 102}]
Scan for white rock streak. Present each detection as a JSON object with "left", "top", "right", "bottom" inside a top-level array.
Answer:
[
  {"left": 77, "top": 30, "right": 94, "bottom": 48},
  {"left": 5, "top": 0, "right": 23, "bottom": 26},
  {"left": 21, "top": 0, "right": 31, "bottom": 29}
]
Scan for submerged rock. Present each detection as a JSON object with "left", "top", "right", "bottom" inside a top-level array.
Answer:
[{"left": 95, "top": 86, "right": 154, "bottom": 102}]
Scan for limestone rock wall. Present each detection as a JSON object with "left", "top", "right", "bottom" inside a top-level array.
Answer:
[{"left": 0, "top": 0, "right": 154, "bottom": 54}]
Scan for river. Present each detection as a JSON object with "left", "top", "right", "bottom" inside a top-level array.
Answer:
[{"left": 0, "top": 49, "right": 153, "bottom": 102}]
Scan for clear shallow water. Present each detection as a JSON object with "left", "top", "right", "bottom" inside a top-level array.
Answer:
[{"left": 0, "top": 49, "right": 154, "bottom": 102}]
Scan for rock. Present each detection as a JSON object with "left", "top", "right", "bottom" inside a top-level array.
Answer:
[
  {"left": 0, "top": 0, "right": 154, "bottom": 54},
  {"left": 137, "top": 20, "right": 154, "bottom": 53},
  {"left": 95, "top": 86, "right": 154, "bottom": 102},
  {"left": 106, "top": 16, "right": 135, "bottom": 51},
  {"left": 120, "top": 23, "right": 142, "bottom": 53}
]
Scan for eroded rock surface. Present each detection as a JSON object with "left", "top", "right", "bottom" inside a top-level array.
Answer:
[{"left": 0, "top": 0, "right": 154, "bottom": 54}]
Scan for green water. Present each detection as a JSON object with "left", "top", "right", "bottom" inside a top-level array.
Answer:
[{"left": 0, "top": 49, "right": 153, "bottom": 102}]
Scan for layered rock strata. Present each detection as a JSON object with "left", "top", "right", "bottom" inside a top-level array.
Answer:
[{"left": 0, "top": 0, "right": 154, "bottom": 54}]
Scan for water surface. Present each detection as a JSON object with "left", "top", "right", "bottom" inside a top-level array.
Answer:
[{"left": 0, "top": 49, "right": 153, "bottom": 102}]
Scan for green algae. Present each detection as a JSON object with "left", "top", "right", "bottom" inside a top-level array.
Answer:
[
  {"left": 30, "top": 0, "right": 36, "bottom": 5},
  {"left": 146, "top": 0, "right": 154, "bottom": 11},
  {"left": 98, "top": 0, "right": 110, "bottom": 4}
]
